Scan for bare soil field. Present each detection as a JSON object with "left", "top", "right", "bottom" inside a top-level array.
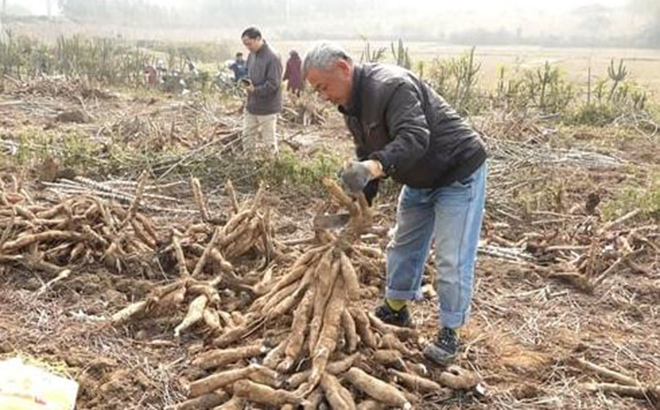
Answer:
[{"left": 0, "top": 39, "right": 659, "bottom": 410}]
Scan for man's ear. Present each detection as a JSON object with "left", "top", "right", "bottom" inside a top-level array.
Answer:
[{"left": 335, "top": 59, "right": 352, "bottom": 78}]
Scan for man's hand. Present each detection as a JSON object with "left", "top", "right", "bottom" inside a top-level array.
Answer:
[
  {"left": 340, "top": 160, "right": 384, "bottom": 193},
  {"left": 241, "top": 78, "right": 254, "bottom": 93}
]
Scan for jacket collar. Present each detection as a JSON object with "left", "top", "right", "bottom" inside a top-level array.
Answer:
[
  {"left": 255, "top": 40, "right": 269, "bottom": 56},
  {"left": 339, "top": 64, "right": 363, "bottom": 117}
]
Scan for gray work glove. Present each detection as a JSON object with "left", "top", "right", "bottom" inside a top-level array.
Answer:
[{"left": 340, "top": 161, "right": 372, "bottom": 193}]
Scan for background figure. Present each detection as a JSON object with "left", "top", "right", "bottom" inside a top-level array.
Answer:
[
  {"left": 229, "top": 52, "right": 248, "bottom": 82},
  {"left": 144, "top": 64, "right": 158, "bottom": 87},
  {"left": 283, "top": 50, "right": 304, "bottom": 96},
  {"left": 241, "top": 27, "right": 282, "bottom": 154},
  {"left": 185, "top": 57, "right": 198, "bottom": 77}
]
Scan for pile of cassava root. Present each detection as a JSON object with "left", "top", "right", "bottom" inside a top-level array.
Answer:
[
  {"left": 175, "top": 179, "right": 481, "bottom": 410},
  {"left": 2, "top": 170, "right": 480, "bottom": 408},
  {"left": 0, "top": 171, "right": 160, "bottom": 275},
  {"left": 1, "top": 173, "right": 275, "bottom": 334}
]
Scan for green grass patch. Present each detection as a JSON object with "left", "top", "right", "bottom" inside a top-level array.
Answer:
[
  {"left": 3, "top": 128, "right": 348, "bottom": 197},
  {"left": 254, "top": 149, "right": 343, "bottom": 194},
  {"left": 563, "top": 103, "right": 622, "bottom": 127},
  {"left": 604, "top": 171, "right": 660, "bottom": 221},
  {"left": 10, "top": 127, "right": 101, "bottom": 171}
]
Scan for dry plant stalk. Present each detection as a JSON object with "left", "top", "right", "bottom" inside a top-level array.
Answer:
[{"left": 575, "top": 358, "right": 660, "bottom": 407}]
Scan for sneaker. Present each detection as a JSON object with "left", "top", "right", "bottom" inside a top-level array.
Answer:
[
  {"left": 423, "top": 327, "right": 459, "bottom": 365},
  {"left": 374, "top": 303, "right": 412, "bottom": 328}
]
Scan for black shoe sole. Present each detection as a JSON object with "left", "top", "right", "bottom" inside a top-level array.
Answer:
[{"left": 423, "top": 344, "right": 457, "bottom": 366}]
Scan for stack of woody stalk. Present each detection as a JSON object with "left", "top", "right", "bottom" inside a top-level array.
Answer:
[{"left": 111, "top": 180, "right": 274, "bottom": 337}]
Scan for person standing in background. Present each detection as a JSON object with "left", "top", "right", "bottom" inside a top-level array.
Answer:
[
  {"left": 283, "top": 50, "right": 304, "bottom": 96},
  {"left": 229, "top": 52, "right": 248, "bottom": 82},
  {"left": 241, "top": 27, "right": 282, "bottom": 154}
]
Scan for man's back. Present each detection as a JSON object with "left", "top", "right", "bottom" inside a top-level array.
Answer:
[{"left": 342, "top": 63, "right": 486, "bottom": 189}]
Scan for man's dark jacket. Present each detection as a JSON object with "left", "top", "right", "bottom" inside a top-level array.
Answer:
[
  {"left": 340, "top": 63, "right": 487, "bottom": 189},
  {"left": 246, "top": 42, "right": 282, "bottom": 115}
]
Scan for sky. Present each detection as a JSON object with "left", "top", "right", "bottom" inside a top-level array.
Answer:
[{"left": 15, "top": 0, "right": 630, "bottom": 15}]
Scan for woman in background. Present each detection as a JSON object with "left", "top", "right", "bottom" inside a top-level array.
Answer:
[{"left": 283, "top": 50, "right": 304, "bottom": 96}]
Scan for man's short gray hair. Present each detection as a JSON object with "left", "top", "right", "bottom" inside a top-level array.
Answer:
[{"left": 302, "top": 42, "right": 352, "bottom": 77}]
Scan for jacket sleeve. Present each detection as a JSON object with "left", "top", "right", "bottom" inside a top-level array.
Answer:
[
  {"left": 253, "top": 56, "right": 283, "bottom": 98},
  {"left": 368, "top": 82, "right": 430, "bottom": 175}
]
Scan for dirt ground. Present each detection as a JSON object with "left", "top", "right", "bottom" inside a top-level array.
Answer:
[{"left": 1, "top": 78, "right": 659, "bottom": 410}]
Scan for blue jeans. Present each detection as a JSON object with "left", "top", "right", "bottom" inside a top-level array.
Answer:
[{"left": 386, "top": 162, "right": 487, "bottom": 329}]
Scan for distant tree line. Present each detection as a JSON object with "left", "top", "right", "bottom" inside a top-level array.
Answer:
[
  {"left": 57, "top": 0, "right": 170, "bottom": 25},
  {"left": 55, "top": 0, "right": 659, "bottom": 49},
  {"left": 56, "top": 0, "right": 370, "bottom": 27}
]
